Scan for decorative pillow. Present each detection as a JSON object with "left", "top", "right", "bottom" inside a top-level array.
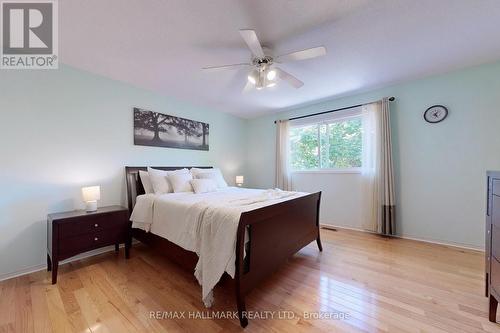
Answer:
[
  {"left": 147, "top": 167, "right": 189, "bottom": 194},
  {"left": 195, "top": 168, "right": 228, "bottom": 188},
  {"left": 168, "top": 173, "right": 194, "bottom": 193},
  {"left": 147, "top": 167, "right": 170, "bottom": 194},
  {"left": 168, "top": 168, "right": 189, "bottom": 177},
  {"left": 190, "top": 168, "right": 209, "bottom": 177},
  {"left": 190, "top": 179, "right": 217, "bottom": 194},
  {"left": 139, "top": 170, "right": 154, "bottom": 194}
]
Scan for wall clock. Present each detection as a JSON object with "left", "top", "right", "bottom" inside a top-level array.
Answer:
[{"left": 424, "top": 105, "right": 448, "bottom": 123}]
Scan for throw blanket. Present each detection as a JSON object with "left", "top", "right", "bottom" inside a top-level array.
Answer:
[{"left": 190, "top": 189, "right": 297, "bottom": 306}]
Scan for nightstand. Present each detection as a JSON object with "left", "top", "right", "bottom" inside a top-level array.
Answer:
[{"left": 47, "top": 205, "right": 131, "bottom": 284}]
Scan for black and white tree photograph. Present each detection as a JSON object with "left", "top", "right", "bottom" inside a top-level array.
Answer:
[{"left": 133, "top": 108, "right": 209, "bottom": 150}]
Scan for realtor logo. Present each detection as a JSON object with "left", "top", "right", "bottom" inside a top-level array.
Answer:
[{"left": 1, "top": 0, "right": 58, "bottom": 69}]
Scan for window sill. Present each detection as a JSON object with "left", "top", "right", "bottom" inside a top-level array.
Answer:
[{"left": 292, "top": 168, "right": 361, "bottom": 175}]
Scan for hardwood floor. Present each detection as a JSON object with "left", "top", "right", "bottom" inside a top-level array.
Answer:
[{"left": 0, "top": 228, "right": 498, "bottom": 333}]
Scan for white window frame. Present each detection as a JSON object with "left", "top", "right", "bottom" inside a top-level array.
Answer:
[{"left": 289, "top": 107, "right": 363, "bottom": 174}]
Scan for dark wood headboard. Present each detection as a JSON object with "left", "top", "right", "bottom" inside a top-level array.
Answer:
[{"left": 125, "top": 166, "right": 212, "bottom": 213}]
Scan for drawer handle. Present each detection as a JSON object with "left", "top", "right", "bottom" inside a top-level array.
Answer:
[
  {"left": 94, "top": 223, "right": 99, "bottom": 227},
  {"left": 94, "top": 237, "right": 98, "bottom": 241}
]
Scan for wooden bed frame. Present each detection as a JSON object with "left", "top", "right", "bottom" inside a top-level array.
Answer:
[{"left": 125, "top": 166, "right": 322, "bottom": 327}]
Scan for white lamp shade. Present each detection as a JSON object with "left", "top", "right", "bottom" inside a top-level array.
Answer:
[
  {"left": 81, "top": 186, "right": 100, "bottom": 202},
  {"left": 235, "top": 176, "right": 244, "bottom": 185}
]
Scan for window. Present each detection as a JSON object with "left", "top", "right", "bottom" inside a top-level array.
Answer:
[{"left": 289, "top": 109, "right": 362, "bottom": 171}]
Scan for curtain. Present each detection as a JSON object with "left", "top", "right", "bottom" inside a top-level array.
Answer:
[
  {"left": 275, "top": 120, "right": 292, "bottom": 191},
  {"left": 361, "top": 98, "right": 396, "bottom": 235}
]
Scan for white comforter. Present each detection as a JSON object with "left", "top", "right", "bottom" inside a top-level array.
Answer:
[{"left": 130, "top": 187, "right": 305, "bottom": 306}]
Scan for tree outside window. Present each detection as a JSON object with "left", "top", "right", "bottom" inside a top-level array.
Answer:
[{"left": 289, "top": 116, "right": 362, "bottom": 171}]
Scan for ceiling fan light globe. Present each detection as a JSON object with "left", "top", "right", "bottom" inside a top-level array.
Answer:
[
  {"left": 266, "top": 82, "right": 276, "bottom": 88},
  {"left": 248, "top": 69, "right": 259, "bottom": 85},
  {"left": 267, "top": 69, "right": 276, "bottom": 80}
]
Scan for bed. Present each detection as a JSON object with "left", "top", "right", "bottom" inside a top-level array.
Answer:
[{"left": 125, "top": 166, "right": 322, "bottom": 327}]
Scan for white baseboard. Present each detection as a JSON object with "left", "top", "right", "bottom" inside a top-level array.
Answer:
[
  {"left": 0, "top": 244, "right": 126, "bottom": 282},
  {"left": 320, "top": 223, "right": 484, "bottom": 252}
]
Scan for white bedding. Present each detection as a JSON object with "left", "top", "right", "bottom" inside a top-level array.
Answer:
[{"left": 130, "top": 187, "right": 306, "bottom": 306}]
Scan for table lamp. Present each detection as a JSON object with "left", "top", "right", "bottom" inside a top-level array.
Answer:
[{"left": 81, "top": 186, "right": 100, "bottom": 212}]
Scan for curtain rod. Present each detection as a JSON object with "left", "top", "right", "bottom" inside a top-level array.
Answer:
[{"left": 274, "top": 97, "right": 395, "bottom": 124}]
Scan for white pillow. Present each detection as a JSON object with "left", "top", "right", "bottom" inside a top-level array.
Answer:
[
  {"left": 168, "top": 168, "right": 189, "bottom": 176},
  {"left": 169, "top": 173, "right": 194, "bottom": 193},
  {"left": 195, "top": 169, "right": 228, "bottom": 188},
  {"left": 147, "top": 167, "right": 170, "bottom": 194},
  {"left": 147, "top": 167, "right": 189, "bottom": 194},
  {"left": 190, "top": 167, "right": 210, "bottom": 177},
  {"left": 190, "top": 179, "right": 217, "bottom": 194},
  {"left": 139, "top": 170, "right": 154, "bottom": 194}
]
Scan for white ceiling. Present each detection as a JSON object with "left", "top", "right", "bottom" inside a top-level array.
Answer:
[{"left": 60, "top": 0, "right": 500, "bottom": 118}]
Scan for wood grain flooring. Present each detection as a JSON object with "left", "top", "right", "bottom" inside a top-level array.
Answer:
[{"left": 0, "top": 228, "right": 498, "bottom": 333}]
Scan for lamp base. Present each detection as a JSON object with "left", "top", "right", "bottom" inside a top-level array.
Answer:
[{"left": 85, "top": 200, "right": 98, "bottom": 212}]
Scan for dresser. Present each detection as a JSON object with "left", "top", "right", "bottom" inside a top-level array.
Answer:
[
  {"left": 47, "top": 205, "right": 131, "bottom": 284},
  {"left": 487, "top": 171, "right": 500, "bottom": 322}
]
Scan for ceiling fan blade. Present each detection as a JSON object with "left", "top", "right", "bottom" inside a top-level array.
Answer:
[
  {"left": 276, "top": 67, "right": 304, "bottom": 88},
  {"left": 202, "top": 63, "right": 250, "bottom": 72},
  {"left": 239, "top": 29, "right": 265, "bottom": 58},
  {"left": 276, "top": 46, "right": 327, "bottom": 63}
]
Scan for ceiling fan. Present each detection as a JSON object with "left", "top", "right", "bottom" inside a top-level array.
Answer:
[{"left": 202, "top": 29, "right": 327, "bottom": 91}]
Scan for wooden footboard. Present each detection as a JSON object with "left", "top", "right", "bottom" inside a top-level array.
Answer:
[{"left": 234, "top": 191, "right": 322, "bottom": 327}]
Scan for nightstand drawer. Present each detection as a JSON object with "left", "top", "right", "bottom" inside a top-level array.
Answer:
[
  {"left": 493, "top": 195, "right": 500, "bottom": 228},
  {"left": 59, "top": 229, "right": 126, "bottom": 256},
  {"left": 59, "top": 211, "right": 127, "bottom": 238},
  {"left": 493, "top": 225, "right": 500, "bottom": 261},
  {"left": 492, "top": 257, "right": 500, "bottom": 295},
  {"left": 493, "top": 179, "right": 500, "bottom": 196}
]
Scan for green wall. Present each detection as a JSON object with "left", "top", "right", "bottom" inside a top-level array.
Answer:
[
  {"left": 246, "top": 61, "right": 500, "bottom": 249},
  {"left": 0, "top": 65, "right": 247, "bottom": 279}
]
